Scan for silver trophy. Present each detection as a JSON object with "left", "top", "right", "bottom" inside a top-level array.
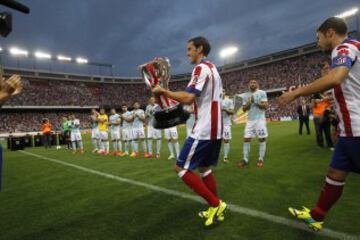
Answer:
[{"left": 139, "top": 57, "right": 189, "bottom": 129}]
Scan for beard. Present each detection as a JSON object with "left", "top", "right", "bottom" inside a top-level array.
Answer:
[{"left": 320, "top": 43, "right": 333, "bottom": 55}]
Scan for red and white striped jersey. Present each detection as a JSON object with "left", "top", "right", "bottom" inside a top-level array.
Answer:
[
  {"left": 330, "top": 38, "right": 360, "bottom": 137},
  {"left": 185, "top": 59, "right": 223, "bottom": 140}
]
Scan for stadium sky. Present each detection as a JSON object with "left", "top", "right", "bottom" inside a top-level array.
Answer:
[{"left": 1, "top": 0, "right": 359, "bottom": 76}]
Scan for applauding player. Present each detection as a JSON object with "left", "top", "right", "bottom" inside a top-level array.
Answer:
[
  {"left": 238, "top": 80, "right": 268, "bottom": 168},
  {"left": 121, "top": 104, "right": 134, "bottom": 156},
  {"left": 69, "top": 114, "right": 84, "bottom": 154},
  {"left": 146, "top": 97, "right": 162, "bottom": 159},
  {"left": 97, "top": 108, "right": 110, "bottom": 155},
  {"left": 222, "top": 90, "right": 234, "bottom": 163},
  {"left": 132, "top": 102, "right": 151, "bottom": 158},
  {"left": 109, "top": 108, "right": 124, "bottom": 156}
]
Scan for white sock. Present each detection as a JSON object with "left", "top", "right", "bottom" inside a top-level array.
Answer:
[
  {"left": 92, "top": 138, "right": 98, "bottom": 149},
  {"left": 97, "top": 139, "right": 101, "bottom": 149},
  {"left": 224, "top": 142, "right": 230, "bottom": 158},
  {"left": 174, "top": 141, "right": 180, "bottom": 157},
  {"left": 243, "top": 142, "right": 250, "bottom": 162},
  {"left": 259, "top": 142, "right": 266, "bottom": 161},
  {"left": 112, "top": 141, "right": 118, "bottom": 151},
  {"left": 147, "top": 139, "right": 153, "bottom": 154},
  {"left": 142, "top": 140, "right": 147, "bottom": 153},
  {"left": 167, "top": 142, "right": 174, "bottom": 156},
  {"left": 117, "top": 141, "right": 122, "bottom": 152},
  {"left": 156, "top": 139, "right": 161, "bottom": 154},
  {"left": 78, "top": 141, "right": 83, "bottom": 150},
  {"left": 131, "top": 140, "right": 136, "bottom": 152},
  {"left": 133, "top": 141, "right": 139, "bottom": 152},
  {"left": 72, "top": 141, "right": 77, "bottom": 151},
  {"left": 106, "top": 141, "right": 110, "bottom": 152},
  {"left": 124, "top": 141, "right": 129, "bottom": 153}
]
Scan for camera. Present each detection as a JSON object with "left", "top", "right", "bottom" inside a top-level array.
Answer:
[{"left": 0, "top": 0, "right": 30, "bottom": 37}]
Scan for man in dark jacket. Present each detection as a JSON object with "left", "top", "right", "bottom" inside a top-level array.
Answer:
[{"left": 297, "top": 99, "right": 311, "bottom": 135}]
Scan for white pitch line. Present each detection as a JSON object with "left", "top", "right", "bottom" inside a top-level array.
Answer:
[{"left": 19, "top": 151, "right": 359, "bottom": 240}]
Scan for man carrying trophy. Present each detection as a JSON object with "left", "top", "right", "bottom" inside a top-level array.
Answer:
[
  {"left": 139, "top": 57, "right": 189, "bottom": 129},
  {"left": 142, "top": 36, "right": 226, "bottom": 227}
]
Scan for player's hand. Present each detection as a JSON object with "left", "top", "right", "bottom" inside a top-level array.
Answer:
[
  {"left": 277, "top": 91, "right": 298, "bottom": 108},
  {"left": 1, "top": 74, "right": 22, "bottom": 96},
  {"left": 152, "top": 84, "right": 166, "bottom": 96},
  {"left": 250, "top": 95, "right": 254, "bottom": 103}
]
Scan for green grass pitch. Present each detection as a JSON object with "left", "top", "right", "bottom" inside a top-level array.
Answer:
[{"left": 1, "top": 121, "right": 359, "bottom": 240}]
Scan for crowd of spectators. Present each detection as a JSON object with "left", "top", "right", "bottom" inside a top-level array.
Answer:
[
  {"left": 1, "top": 52, "right": 328, "bottom": 133},
  {"left": 6, "top": 80, "right": 150, "bottom": 106},
  {"left": 0, "top": 112, "right": 91, "bottom": 133}
]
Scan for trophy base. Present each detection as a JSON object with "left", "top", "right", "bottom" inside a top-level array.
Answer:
[{"left": 153, "top": 104, "right": 190, "bottom": 129}]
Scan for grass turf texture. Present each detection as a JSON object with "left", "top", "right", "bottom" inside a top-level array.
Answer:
[{"left": 1, "top": 121, "right": 359, "bottom": 240}]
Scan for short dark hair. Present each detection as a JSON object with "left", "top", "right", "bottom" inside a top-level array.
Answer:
[
  {"left": 317, "top": 17, "right": 347, "bottom": 36},
  {"left": 188, "top": 36, "right": 211, "bottom": 56}
]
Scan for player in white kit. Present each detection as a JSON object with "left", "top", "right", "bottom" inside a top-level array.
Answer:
[
  {"left": 145, "top": 97, "right": 162, "bottom": 159},
  {"left": 69, "top": 114, "right": 84, "bottom": 154},
  {"left": 164, "top": 126, "right": 180, "bottom": 160},
  {"left": 121, "top": 104, "right": 134, "bottom": 156},
  {"left": 238, "top": 80, "right": 268, "bottom": 168},
  {"left": 132, "top": 102, "right": 150, "bottom": 158},
  {"left": 90, "top": 109, "right": 100, "bottom": 153},
  {"left": 109, "top": 108, "right": 124, "bottom": 156},
  {"left": 222, "top": 90, "right": 234, "bottom": 163}
]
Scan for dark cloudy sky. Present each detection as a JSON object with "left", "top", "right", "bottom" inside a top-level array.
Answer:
[{"left": 1, "top": 0, "right": 359, "bottom": 76}]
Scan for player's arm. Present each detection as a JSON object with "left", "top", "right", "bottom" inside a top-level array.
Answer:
[
  {"left": 223, "top": 108, "right": 234, "bottom": 114},
  {"left": 279, "top": 45, "right": 355, "bottom": 106},
  {"left": 152, "top": 65, "right": 210, "bottom": 104},
  {"left": 242, "top": 96, "right": 253, "bottom": 112},
  {"left": 124, "top": 115, "right": 134, "bottom": 122},
  {"left": 97, "top": 116, "right": 104, "bottom": 123},
  {"left": 224, "top": 102, "right": 235, "bottom": 115},
  {"left": 278, "top": 67, "right": 350, "bottom": 106},
  {"left": 137, "top": 113, "right": 146, "bottom": 122},
  {"left": 154, "top": 88, "right": 195, "bottom": 105},
  {"left": 256, "top": 101, "right": 268, "bottom": 110}
]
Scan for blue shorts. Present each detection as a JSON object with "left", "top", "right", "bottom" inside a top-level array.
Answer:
[
  {"left": 330, "top": 137, "right": 360, "bottom": 173},
  {"left": 176, "top": 137, "right": 222, "bottom": 170}
]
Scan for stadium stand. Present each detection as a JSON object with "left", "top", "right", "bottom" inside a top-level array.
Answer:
[{"left": 0, "top": 41, "right": 328, "bottom": 132}]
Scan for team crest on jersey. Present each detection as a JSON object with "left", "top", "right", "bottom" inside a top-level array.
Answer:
[{"left": 338, "top": 48, "right": 349, "bottom": 56}]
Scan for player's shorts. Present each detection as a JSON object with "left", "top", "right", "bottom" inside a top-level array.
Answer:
[
  {"left": 110, "top": 129, "right": 121, "bottom": 140},
  {"left": 132, "top": 127, "right": 146, "bottom": 139},
  {"left": 122, "top": 128, "right": 133, "bottom": 141},
  {"left": 223, "top": 125, "right": 232, "bottom": 140},
  {"left": 99, "top": 131, "right": 108, "bottom": 141},
  {"left": 177, "top": 137, "right": 222, "bottom": 170},
  {"left": 147, "top": 125, "right": 162, "bottom": 139},
  {"left": 164, "top": 127, "right": 178, "bottom": 140},
  {"left": 91, "top": 128, "right": 100, "bottom": 139},
  {"left": 70, "top": 132, "right": 82, "bottom": 142},
  {"left": 244, "top": 119, "right": 268, "bottom": 139},
  {"left": 330, "top": 137, "right": 360, "bottom": 173}
]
